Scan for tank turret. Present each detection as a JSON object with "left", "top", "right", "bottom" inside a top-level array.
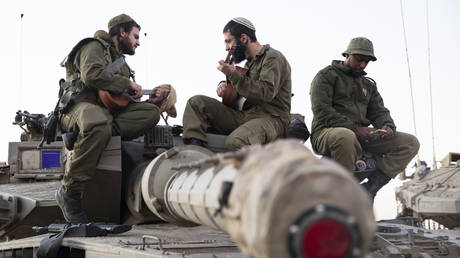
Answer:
[{"left": 396, "top": 152, "right": 460, "bottom": 229}]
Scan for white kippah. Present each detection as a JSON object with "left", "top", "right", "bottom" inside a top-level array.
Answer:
[{"left": 231, "top": 17, "right": 256, "bottom": 31}]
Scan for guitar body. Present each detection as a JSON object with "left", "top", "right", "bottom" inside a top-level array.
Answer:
[
  {"left": 222, "top": 66, "right": 248, "bottom": 110},
  {"left": 99, "top": 89, "right": 155, "bottom": 112},
  {"left": 222, "top": 84, "right": 239, "bottom": 108},
  {"left": 98, "top": 90, "right": 131, "bottom": 112}
]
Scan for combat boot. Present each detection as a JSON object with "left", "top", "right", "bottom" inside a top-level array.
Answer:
[
  {"left": 361, "top": 169, "right": 391, "bottom": 203},
  {"left": 184, "top": 138, "right": 205, "bottom": 147},
  {"left": 55, "top": 186, "right": 88, "bottom": 224}
]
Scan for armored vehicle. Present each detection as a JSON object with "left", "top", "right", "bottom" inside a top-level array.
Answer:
[
  {"left": 0, "top": 111, "right": 459, "bottom": 257},
  {"left": 396, "top": 152, "right": 460, "bottom": 229}
]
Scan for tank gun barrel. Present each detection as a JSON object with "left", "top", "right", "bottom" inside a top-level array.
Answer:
[{"left": 137, "top": 139, "right": 376, "bottom": 258}]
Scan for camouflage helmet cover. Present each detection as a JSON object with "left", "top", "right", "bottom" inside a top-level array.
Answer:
[
  {"left": 108, "top": 14, "right": 136, "bottom": 31},
  {"left": 342, "top": 37, "right": 377, "bottom": 61}
]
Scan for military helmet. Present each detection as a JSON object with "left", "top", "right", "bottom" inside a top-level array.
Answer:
[
  {"left": 342, "top": 37, "right": 377, "bottom": 61},
  {"left": 108, "top": 14, "right": 136, "bottom": 31}
]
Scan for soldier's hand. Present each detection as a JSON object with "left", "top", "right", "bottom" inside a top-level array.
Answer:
[
  {"left": 148, "top": 86, "right": 168, "bottom": 106},
  {"left": 356, "top": 127, "right": 373, "bottom": 143},
  {"left": 217, "top": 60, "right": 236, "bottom": 76},
  {"left": 380, "top": 125, "right": 394, "bottom": 140},
  {"left": 216, "top": 81, "right": 227, "bottom": 97},
  {"left": 130, "top": 81, "right": 143, "bottom": 99}
]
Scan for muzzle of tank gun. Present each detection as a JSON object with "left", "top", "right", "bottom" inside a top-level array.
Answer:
[
  {"left": 287, "top": 204, "right": 362, "bottom": 258},
  {"left": 138, "top": 140, "right": 376, "bottom": 258}
]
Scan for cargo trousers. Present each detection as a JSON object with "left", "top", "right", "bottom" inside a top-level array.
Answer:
[
  {"left": 182, "top": 95, "right": 285, "bottom": 151},
  {"left": 60, "top": 101, "right": 159, "bottom": 193},
  {"left": 312, "top": 127, "right": 420, "bottom": 178}
]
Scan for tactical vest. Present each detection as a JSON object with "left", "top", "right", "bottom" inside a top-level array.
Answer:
[{"left": 58, "top": 38, "right": 113, "bottom": 112}]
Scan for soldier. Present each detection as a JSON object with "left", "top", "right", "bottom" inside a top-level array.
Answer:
[
  {"left": 182, "top": 17, "right": 292, "bottom": 151},
  {"left": 56, "top": 14, "right": 162, "bottom": 224},
  {"left": 309, "top": 37, "right": 420, "bottom": 202}
]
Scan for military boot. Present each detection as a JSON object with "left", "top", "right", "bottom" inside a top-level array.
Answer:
[
  {"left": 184, "top": 138, "right": 205, "bottom": 147},
  {"left": 360, "top": 169, "right": 391, "bottom": 203},
  {"left": 55, "top": 186, "right": 88, "bottom": 224}
]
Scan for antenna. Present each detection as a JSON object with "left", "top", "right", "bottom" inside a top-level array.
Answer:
[
  {"left": 426, "top": 0, "right": 437, "bottom": 169},
  {"left": 19, "top": 13, "right": 24, "bottom": 109},
  {"left": 399, "top": 0, "right": 421, "bottom": 168}
]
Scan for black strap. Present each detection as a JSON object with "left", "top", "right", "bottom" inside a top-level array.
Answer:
[
  {"left": 37, "top": 224, "right": 107, "bottom": 258},
  {"left": 59, "top": 86, "right": 93, "bottom": 115},
  {"left": 106, "top": 57, "right": 126, "bottom": 74}
]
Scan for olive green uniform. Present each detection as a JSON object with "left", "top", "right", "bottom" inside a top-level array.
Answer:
[
  {"left": 183, "top": 45, "right": 291, "bottom": 151},
  {"left": 310, "top": 60, "right": 419, "bottom": 177},
  {"left": 60, "top": 31, "right": 159, "bottom": 193}
]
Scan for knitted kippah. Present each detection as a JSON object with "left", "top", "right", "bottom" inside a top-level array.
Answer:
[{"left": 231, "top": 17, "right": 255, "bottom": 31}]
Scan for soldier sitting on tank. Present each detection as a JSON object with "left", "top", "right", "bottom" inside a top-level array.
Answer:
[
  {"left": 309, "top": 37, "right": 420, "bottom": 202},
  {"left": 181, "top": 17, "right": 292, "bottom": 151},
  {"left": 56, "top": 14, "right": 164, "bottom": 224}
]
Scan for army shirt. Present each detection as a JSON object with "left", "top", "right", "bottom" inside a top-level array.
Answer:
[
  {"left": 310, "top": 60, "right": 396, "bottom": 143},
  {"left": 227, "top": 45, "right": 292, "bottom": 126},
  {"left": 61, "top": 30, "right": 132, "bottom": 106}
]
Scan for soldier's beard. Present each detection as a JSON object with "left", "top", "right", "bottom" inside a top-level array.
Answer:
[
  {"left": 119, "top": 36, "right": 135, "bottom": 55},
  {"left": 232, "top": 40, "right": 247, "bottom": 64}
]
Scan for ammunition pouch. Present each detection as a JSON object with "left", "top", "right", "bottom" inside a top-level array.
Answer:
[
  {"left": 59, "top": 77, "right": 89, "bottom": 115},
  {"left": 38, "top": 78, "right": 91, "bottom": 148}
]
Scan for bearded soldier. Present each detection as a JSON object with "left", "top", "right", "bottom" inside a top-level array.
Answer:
[
  {"left": 309, "top": 37, "right": 420, "bottom": 202},
  {"left": 182, "top": 17, "right": 291, "bottom": 151},
  {"left": 56, "top": 14, "right": 168, "bottom": 224}
]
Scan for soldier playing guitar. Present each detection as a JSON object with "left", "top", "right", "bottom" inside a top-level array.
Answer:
[
  {"left": 182, "top": 17, "right": 292, "bottom": 151},
  {"left": 217, "top": 51, "right": 247, "bottom": 111}
]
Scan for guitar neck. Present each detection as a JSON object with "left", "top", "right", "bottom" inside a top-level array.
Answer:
[{"left": 143, "top": 89, "right": 156, "bottom": 95}]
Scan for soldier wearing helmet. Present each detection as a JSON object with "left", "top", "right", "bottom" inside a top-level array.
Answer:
[{"left": 309, "top": 37, "right": 420, "bottom": 202}]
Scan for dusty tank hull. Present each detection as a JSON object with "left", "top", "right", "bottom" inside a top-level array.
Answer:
[
  {"left": 396, "top": 152, "right": 460, "bottom": 229},
  {"left": 0, "top": 121, "right": 379, "bottom": 257},
  {"left": 0, "top": 117, "right": 458, "bottom": 257},
  {"left": 0, "top": 224, "right": 244, "bottom": 258},
  {"left": 0, "top": 129, "right": 228, "bottom": 239},
  {"left": 372, "top": 220, "right": 460, "bottom": 257},
  {"left": 0, "top": 219, "right": 458, "bottom": 257}
]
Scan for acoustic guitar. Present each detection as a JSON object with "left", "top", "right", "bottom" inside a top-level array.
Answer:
[
  {"left": 98, "top": 89, "right": 155, "bottom": 112},
  {"left": 221, "top": 51, "right": 247, "bottom": 111}
]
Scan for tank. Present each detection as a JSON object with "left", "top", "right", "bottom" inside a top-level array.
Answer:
[
  {"left": 0, "top": 111, "right": 459, "bottom": 258},
  {"left": 396, "top": 152, "right": 460, "bottom": 229},
  {"left": 0, "top": 111, "right": 377, "bottom": 257}
]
